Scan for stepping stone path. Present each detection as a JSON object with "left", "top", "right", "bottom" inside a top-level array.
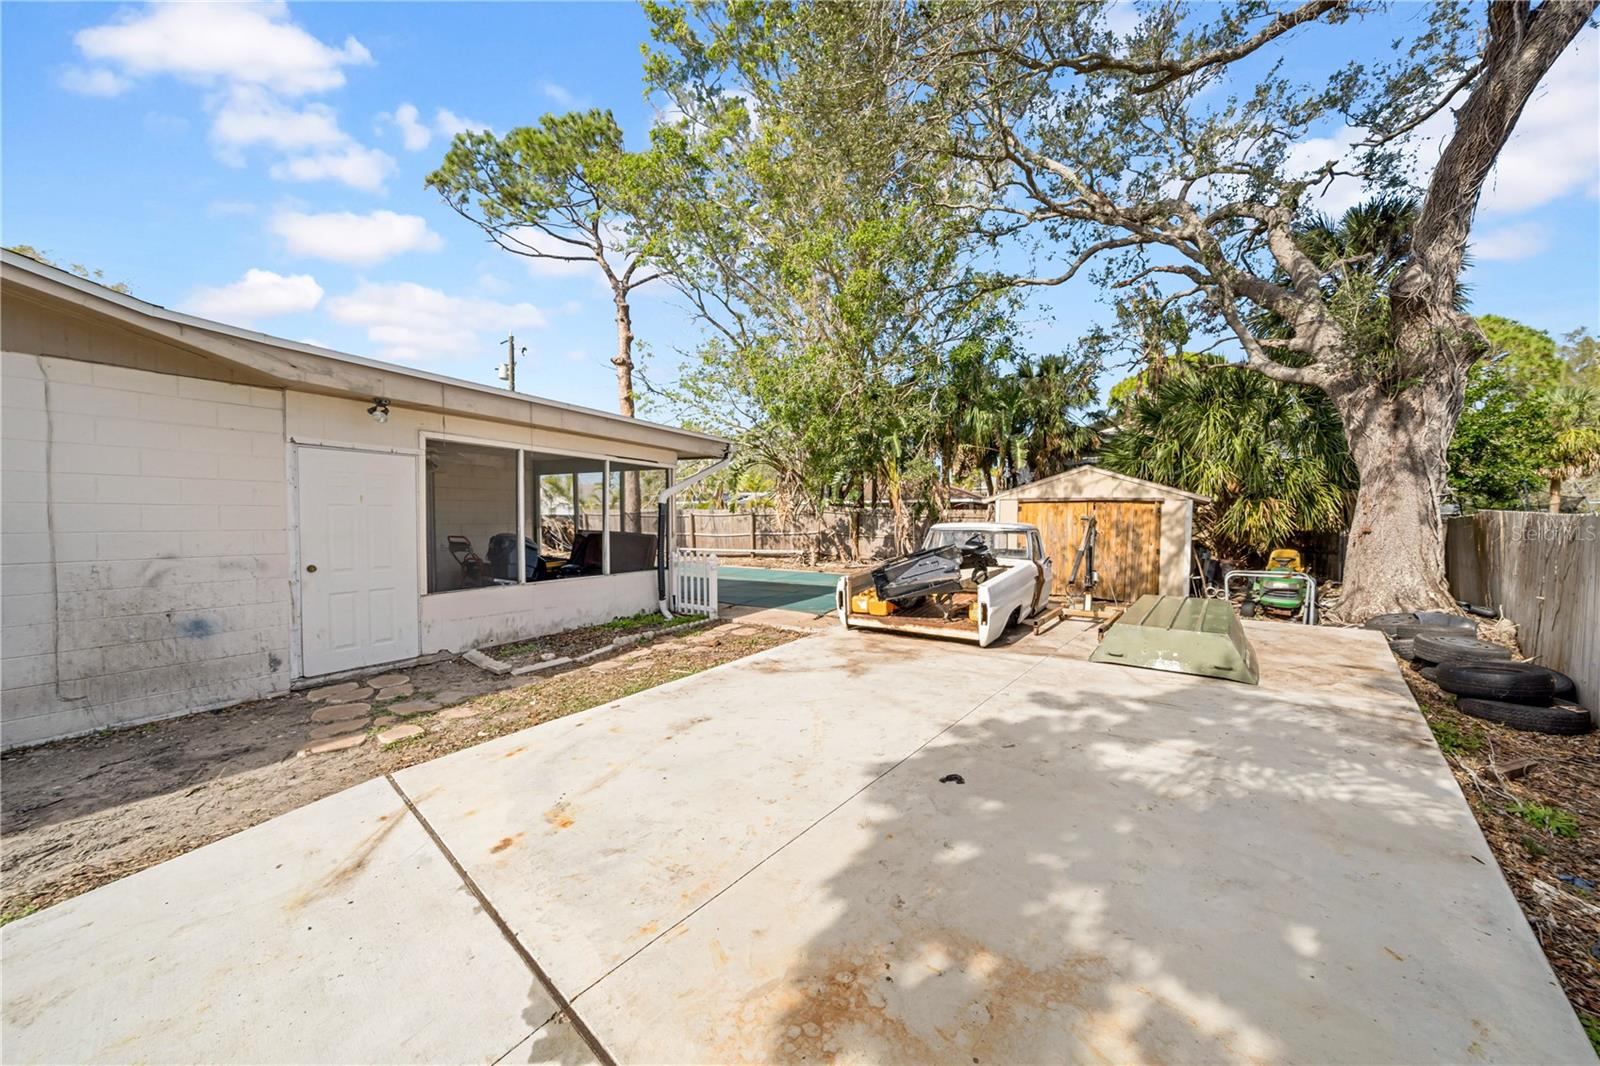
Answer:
[
  {"left": 625, "top": 661, "right": 656, "bottom": 672},
  {"left": 309, "top": 721, "right": 366, "bottom": 741},
  {"left": 298, "top": 732, "right": 366, "bottom": 756},
  {"left": 311, "top": 702, "right": 370, "bottom": 723},
  {"left": 438, "top": 705, "right": 483, "bottom": 720},
  {"left": 307, "top": 681, "right": 369, "bottom": 702},
  {"left": 617, "top": 648, "right": 654, "bottom": 661},
  {"left": 373, "top": 683, "right": 413, "bottom": 701},
  {"left": 364, "top": 673, "right": 409, "bottom": 689},
  {"left": 685, "top": 633, "right": 720, "bottom": 646},
  {"left": 372, "top": 715, "right": 398, "bottom": 728},
  {"left": 432, "top": 689, "right": 471, "bottom": 705},
  {"left": 389, "top": 700, "right": 439, "bottom": 717},
  {"left": 726, "top": 626, "right": 756, "bottom": 636},
  {"left": 376, "top": 723, "right": 425, "bottom": 746},
  {"left": 588, "top": 660, "right": 625, "bottom": 674}
]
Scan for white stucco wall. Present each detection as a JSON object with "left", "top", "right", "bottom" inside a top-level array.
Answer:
[
  {"left": 1, "top": 352, "right": 292, "bottom": 748},
  {"left": 419, "top": 571, "right": 658, "bottom": 654},
  {"left": 2, "top": 351, "right": 691, "bottom": 748}
]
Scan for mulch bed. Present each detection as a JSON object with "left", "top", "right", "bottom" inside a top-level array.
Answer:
[
  {"left": 1401, "top": 658, "right": 1600, "bottom": 1043},
  {"left": 484, "top": 611, "right": 710, "bottom": 669}
]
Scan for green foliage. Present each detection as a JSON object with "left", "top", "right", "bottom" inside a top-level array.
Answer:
[
  {"left": 1426, "top": 715, "right": 1483, "bottom": 757},
  {"left": 1452, "top": 316, "right": 1600, "bottom": 509},
  {"left": 1581, "top": 1013, "right": 1600, "bottom": 1057},
  {"left": 1559, "top": 328, "right": 1600, "bottom": 389},
  {"left": 1108, "top": 351, "right": 1225, "bottom": 409},
  {"left": 0, "top": 903, "right": 39, "bottom": 927},
  {"left": 637, "top": 3, "right": 1097, "bottom": 548},
  {"left": 5, "top": 244, "right": 132, "bottom": 294},
  {"left": 1102, "top": 363, "right": 1356, "bottom": 557},
  {"left": 1507, "top": 800, "right": 1579, "bottom": 839},
  {"left": 1449, "top": 361, "right": 1555, "bottom": 509},
  {"left": 1477, "top": 315, "right": 1562, "bottom": 390},
  {"left": 594, "top": 610, "right": 705, "bottom": 631}
]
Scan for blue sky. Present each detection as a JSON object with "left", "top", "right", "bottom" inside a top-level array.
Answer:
[{"left": 2, "top": 2, "right": 1597, "bottom": 418}]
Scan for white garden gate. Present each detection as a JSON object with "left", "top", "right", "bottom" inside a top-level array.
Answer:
[{"left": 672, "top": 551, "right": 719, "bottom": 618}]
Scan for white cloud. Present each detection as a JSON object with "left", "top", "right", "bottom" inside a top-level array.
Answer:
[
  {"left": 183, "top": 269, "right": 323, "bottom": 322},
  {"left": 1290, "top": 28, "right": 1598, "bottom": 220},
  {"left": 382, "top": 102, "right": 431, "bottom": 151},
  {"left": 211, "top": 87, "right": 345, "bottom": 155},
  {"left": 59, "top": 66, "right": 131, "bottom": 97},
  {"left": 206, "top": 199, "right": 256, "bottom": 218},
  {"left": 326, "top": 280, "right": 546, "bottom": 365},
  {"left": 1470, "top": 222, "right": 1549, "bottom": 262},
  {"left": 69, "top": 2, "right": 390, "bottom": 193},
  {"left": 270, "top": 144, "right": 394, "bottom": 192},
  {"left": 434, "top": 106, "right": 490, "bottom": 139},
  {"left": 540, "top": 81, "right": 577, "bottom": 107},
  {"left": 1479, "top": 32, "right": 1599, "bottom": 214},
  {"left": 501, "top": 227, "right": 594, "bottom": 277},
  {"left": 73, "top": 1, "right": 371, "bottom": 97},
  {"left": 142, "top": 111, "right": 189, "bottom": 135},
  {"left": 271, "top": 209, "right": 443, "bottom": 265}
]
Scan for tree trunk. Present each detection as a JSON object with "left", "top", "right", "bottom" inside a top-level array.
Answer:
[
  {"left": 1548, "top": 476, "right": 1563, "bottom": 514},
  {"left": 1330, "top": 375, "right": 1463, "bottom": 620},
  {"left": 612, "top": 291, "right": 642, "bottom": 532}
]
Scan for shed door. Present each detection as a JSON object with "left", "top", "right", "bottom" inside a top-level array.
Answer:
[
  {"left": 297, "top": 446, "right": 419, "bottom": 677},
  {"left": 1018, "top": 499, "right": 1162, "bottom": 601}
]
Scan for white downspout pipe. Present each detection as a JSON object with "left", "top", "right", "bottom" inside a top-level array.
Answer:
[{"left": 657, "top": 444, "right": 735, "bottom": 618}]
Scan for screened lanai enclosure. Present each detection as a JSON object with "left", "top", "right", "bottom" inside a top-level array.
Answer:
[{"left": 425, "top": 439, "right": 668, "bottom": 595}]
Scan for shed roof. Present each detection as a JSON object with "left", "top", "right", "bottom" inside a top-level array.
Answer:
[
  {"left": 989, "top": 464, "right": 1209, "bottom": 503},
  {"left": 0, "top": 250, "right": 728, "bottom": 460}
]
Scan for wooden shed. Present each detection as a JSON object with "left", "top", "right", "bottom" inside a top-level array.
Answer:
[{"left": 990, "top": 467, "right": 1206, "bottom": 600}]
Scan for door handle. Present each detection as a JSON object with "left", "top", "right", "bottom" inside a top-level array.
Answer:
[{"left": 306, "top": 564, "right": 318, "bottom": 573}]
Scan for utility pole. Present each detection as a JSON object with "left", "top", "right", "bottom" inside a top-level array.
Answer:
[{"left": 497, "top": 333, "right": 519, "bottom": 391}]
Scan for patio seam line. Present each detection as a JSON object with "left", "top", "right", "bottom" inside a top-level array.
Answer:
[
  {"left": 384, "top": 772, "right": 616, "bottom": 1066},
  {"left": 563, "top": 644, "right": 1061, "bottom": 1008}
]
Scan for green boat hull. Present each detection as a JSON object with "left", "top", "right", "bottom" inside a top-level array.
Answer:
[{"left": 1090, "top": 594, "right": 1260, "bottom": 685}]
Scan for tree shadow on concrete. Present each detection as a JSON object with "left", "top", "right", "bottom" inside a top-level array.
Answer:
[{"left": 727, "top": 665, "right": 1514, "bottom": 1063}]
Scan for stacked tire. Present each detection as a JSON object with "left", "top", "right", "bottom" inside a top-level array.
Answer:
[
  {"left": 1433, "top": 659, "right": 1590, "bottom": 736},
  {"left": 1364, "top": 611, "right": 1592, "bottom": 735}
]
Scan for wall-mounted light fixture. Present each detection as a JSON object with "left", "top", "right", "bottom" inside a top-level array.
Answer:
[{"left": 367, "top": 398, "right": 390, "bottom": 423}]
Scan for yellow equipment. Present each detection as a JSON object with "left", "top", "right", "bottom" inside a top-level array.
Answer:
[
  {"left": 1266, "top": 548, "right": 1303, "bottom": 572},
  {"left": 851, "top": 588, "right": 897, "bottom": 616}
]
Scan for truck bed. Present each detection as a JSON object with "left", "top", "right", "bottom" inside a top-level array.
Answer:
[{"left": 845, "top": 591, "right": 981, "bottom": 641}]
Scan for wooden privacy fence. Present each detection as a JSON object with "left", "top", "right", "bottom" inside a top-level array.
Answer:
[
  {"left": 673, "top": 506, "right": 987, "bottom": 558},
  {"left": 1445, "top": 511, "right": 1598, "bottom": 721}
]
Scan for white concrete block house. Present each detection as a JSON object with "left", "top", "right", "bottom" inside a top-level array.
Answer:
[{"left": 0, "top": 251, "right": 727, "bottom": 748}]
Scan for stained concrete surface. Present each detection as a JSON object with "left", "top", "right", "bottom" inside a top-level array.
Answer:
[
  {"left": 3, "top": 620, "right": 1592, "bottom": 1064},
  {"left": 0, "top": 779, "right": 550, "bottom": 1064}
]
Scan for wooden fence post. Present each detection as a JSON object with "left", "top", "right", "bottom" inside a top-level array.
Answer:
[{"left": 751, "top": 511, "right": 759, "bottom": 552}]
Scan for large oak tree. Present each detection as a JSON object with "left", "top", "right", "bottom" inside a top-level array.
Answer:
[{"left": 891, "top": 0, "right": 1596, "bottom": 617}]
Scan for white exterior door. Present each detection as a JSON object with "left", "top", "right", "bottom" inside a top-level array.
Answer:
[{"left": 297, "top": 446, "right": 419, "bottom": 677}]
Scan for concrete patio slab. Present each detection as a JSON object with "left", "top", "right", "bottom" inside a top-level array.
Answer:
[
  {"left": 567, "top": 623, "right": 1588, "bottom": 1063},
  {"left": 2, "top": 618, "right": 1590, "bottom": 1064},
  {"left": 0, "top": 779, "right": 550, "bottom": 1065},
  {"left": 394, "top": 623, "right": 1095, "bottom": 1002}
]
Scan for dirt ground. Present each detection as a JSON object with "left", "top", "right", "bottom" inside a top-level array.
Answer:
[
  {"left": 0, "top": 619, "right": 798, "bottom": 924},
  {"left": 1399, "top": 655, "right": 1600, "bottom": 1049}
]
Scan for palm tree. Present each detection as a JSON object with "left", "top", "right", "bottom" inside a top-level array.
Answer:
[
  {"left": 1540, "top": 385, "right": 1600, "bottom": 512},
  {"left": 1102, "top": 364, "right": 1356, "bottom": 558}
]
